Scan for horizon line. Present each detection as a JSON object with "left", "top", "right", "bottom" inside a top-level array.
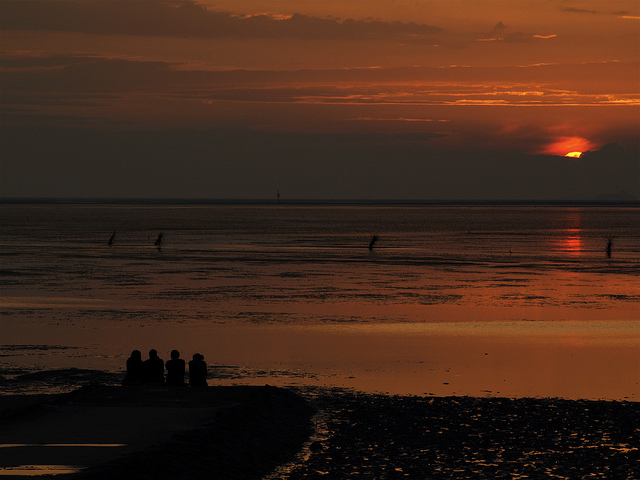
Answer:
[{"left": 1, "top": 197, "right": 638, "bottom": 207}]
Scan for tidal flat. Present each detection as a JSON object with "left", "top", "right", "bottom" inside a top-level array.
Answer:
[{"left": 0, "top": 385, "right": 638, "bottom": 479}]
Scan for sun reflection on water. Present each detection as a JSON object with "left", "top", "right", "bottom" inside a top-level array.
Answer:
[{"left": 561, "top": 229, "right": 583, "bottom": 255}]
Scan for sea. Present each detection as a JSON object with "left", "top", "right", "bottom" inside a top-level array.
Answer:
[{"left": 1, "top": 203, "right": 638, "bottom": 400}]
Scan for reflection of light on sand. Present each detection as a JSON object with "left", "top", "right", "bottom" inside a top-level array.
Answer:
[
  {"left": 305, "top": 320, "right": 640, "bottom": 344},
  {"left": 0, "top": 465, "right": 82, "bottom": 476},
  {"left": 0, "top": 445, "right": 126, "bottom": 476}
]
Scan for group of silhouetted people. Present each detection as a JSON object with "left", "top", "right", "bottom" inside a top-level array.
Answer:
[{"left": 122, "top": 349, "right": 208, "bottom": 387}]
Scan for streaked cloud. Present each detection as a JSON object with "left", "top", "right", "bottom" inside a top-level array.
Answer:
[
  {"left": 562, "top": 7, "right": 640, "bottom": 19},
  {"left": 562, "top": 8, "right": 598, "bottom": 15},
  {"left": 478, "top": 22, "right": 557, "bottom": 43},
  {"left": 0, "top": 0, "right": 441, "bottom": 40},
  {"left": 350, "top": 117, "right": 449, "bottom": 123},
  {"left": 4, "top": 56, "right": 636, "bottom": 111}
]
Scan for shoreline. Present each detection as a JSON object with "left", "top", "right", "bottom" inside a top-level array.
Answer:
[{"left": 1, "top": 384, "right": 638, "bottom": 479}]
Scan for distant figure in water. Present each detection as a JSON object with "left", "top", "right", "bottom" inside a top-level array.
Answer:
[
  {"left": 369, "top": 234, "right": 379, "bottom": 252},
  {"left": 108, "top": 231, "right": 116, "bottom": 246},
  {"left": 122, "top": 349, "right": 143, "bottom": 386},
  {"left": 165, "top": 349, "right": 186, "bottom": 386},
  {"left": 154, "top": 232, "right": 163, "bottom": 248},
  {"left": 143, "top": 349, "right": 165, "bottom": 385},
  {"left": 189, "top": 353, "right": 207, "bottom": 387}
]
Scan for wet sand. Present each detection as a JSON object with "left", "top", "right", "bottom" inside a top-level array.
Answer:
[
  {"left": 1, "top": 385, "right": 638, "bottom": 479},
  {"left": 3, "top": 318, "right": 639, "bottom": 401},
  {"left": 284, "top": 388, "right": 639, "bottom": 479}
]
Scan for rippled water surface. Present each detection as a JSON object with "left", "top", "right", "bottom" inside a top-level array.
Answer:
[{"left": 1, "top": 204, "right": 638, "bottom": 399}]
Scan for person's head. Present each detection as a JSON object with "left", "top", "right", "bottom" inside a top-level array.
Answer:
[
  {"left": 131, "top": 350, "right": 141, "bottom": 359},
  {"left": 149, "top": 349, "right": 157, "bottom": 358},
  {"left": 171, "top": 349, "right": 180, "bottom": 359}
]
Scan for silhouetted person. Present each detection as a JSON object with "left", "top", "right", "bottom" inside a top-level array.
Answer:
[
  {"left": 108, "top": 231, "right": 116, "bottom": 246},
  {"left": 143, "top": 349, "right": 165, "bottom": 385},
  {"left": 166, "top": 349, "right": 186, "bottom": 386},
  {"left": 155, "top": 233, "right": 163, "bottom": 249},
  {"left": 122, "top": 349, "right": 143, "bottom": 386},
  {"left": 606, "top": 236, "right": 614, "bottom": 258},
  {"left": 189, "top": 353, "right": 207, "bottom": 387}
]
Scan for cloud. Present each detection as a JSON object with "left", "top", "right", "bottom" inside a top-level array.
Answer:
[
  {"left": 2, "top": 56, "right": 638, "bottom": 125},
  {"left": 479, "top": 22, "right": 556, "bottom": 43},
  {"left": 562, "top": 8, "right": 598, "bottom": 15},
  {"left": 0, "top": 0, "right": 441, "bottom": 40},
  {"left": 491, "top": 22, "right": 509, "bottom": 35},
  {"left": 1, "top": 56, "right": 174, "bottom": 94},
  {"left": 0, "top": 55, "right": 97, "bottom": 71},
  {"left": 350, "top": 117, "right": 449, "bottom": 123},
  {"left": 540, "top": 136, "right": 596, "bottom": 156},
  {"left": 2, "top": 125, "right": 637, "bottom": 201},
  {"left": 562, "top": 8, "right": 640, "bottom": 19}
]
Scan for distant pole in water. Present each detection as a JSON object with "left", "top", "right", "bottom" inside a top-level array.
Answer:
[
  {"left": 155, "top": 232, "right": 163, "bottom": 249},
  {"left": 605, "top": 236, "right": 614, "bottom": 258},
  {"left": 369, "top": 234, "right": 379, "bottom": 252},
  {"left": 108, "top": 231, "right": 116, "bottom": 246}
]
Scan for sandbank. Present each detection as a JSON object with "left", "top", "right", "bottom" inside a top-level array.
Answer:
[{"left": 0, "top": 385, "right": 313, "bottom": 479}]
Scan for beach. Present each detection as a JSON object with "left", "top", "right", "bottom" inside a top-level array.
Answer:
[
  {"left": 3, "top": 0, "right": 640, "bottom": 472},
  {"left": 1, "top": 204, "right": 639, "bottom": 477},
  {"left": 0, "top": 384, "right": 638, "bottom": 479}
]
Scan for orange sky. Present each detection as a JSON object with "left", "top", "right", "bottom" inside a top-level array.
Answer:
[{"left": 1, "top": 0, "right": 638, "bottom": 200}]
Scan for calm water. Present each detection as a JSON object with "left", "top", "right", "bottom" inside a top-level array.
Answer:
[{"left": 1, "top": 204, "right": 639, "bottom": 399}]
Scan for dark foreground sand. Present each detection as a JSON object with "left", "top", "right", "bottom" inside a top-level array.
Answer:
[
  {"left": 0, "top": 385, "right": 313, "bottom": 480},
  {"left": 284, "top": 389, "right": 639, "bottom": 479},
  {"left": 1, "top": 385, "right": 638, "bottom": 479}
]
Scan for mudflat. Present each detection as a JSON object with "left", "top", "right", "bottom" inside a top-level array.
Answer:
[{"left": 285, "top": 389, "right": 640, "bottom": 479}]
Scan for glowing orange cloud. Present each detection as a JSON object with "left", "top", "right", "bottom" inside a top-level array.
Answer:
[{"left": 542, "top": 136, "right": 595, "bottom": 156}]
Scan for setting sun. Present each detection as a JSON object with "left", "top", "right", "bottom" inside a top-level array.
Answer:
[{"left": 542, "top": 136, "right": 595, "bottom": 157}]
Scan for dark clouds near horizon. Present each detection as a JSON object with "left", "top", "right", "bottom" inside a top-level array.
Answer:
[
  {"left": 2, "top": 126, "right": 637, "bottom": 201},
  {"left": 0, "top": 0, "right": 441, "bottom": 40}
]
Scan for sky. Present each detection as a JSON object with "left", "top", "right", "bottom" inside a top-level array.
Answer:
[{"left": 1, "top": 0, "right": 638, "bottom": 201}]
